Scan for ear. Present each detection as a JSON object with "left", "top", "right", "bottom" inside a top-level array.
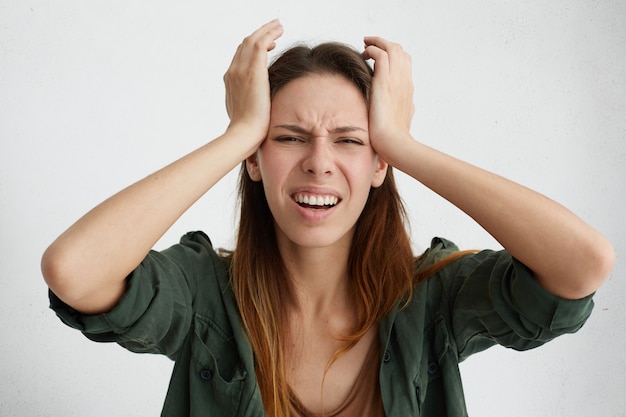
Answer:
[
  {"left": 371, "top": 156, "right": 388, "bottom": 188},
  {"left": 245, "top": 152, "right": 262, "bottom": 182}
]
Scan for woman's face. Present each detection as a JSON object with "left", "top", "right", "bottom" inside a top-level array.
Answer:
[{"left": 246, "top": 74, "right": 388, "bottom": 251}]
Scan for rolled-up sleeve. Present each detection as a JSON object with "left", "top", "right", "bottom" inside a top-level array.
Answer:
[
  {"left": 49, "top": 231, "right": 222, "bottom": 360},
  {"left": 427, "top": 242, "right": 594, "bottom": 361}
]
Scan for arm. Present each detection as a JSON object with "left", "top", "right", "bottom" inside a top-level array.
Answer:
[
  {"left": 364, "top": 37, "right": 614, "bottom": 300},
  {"left": 41, "top": 20, "right": 284, "bottom": 314}
]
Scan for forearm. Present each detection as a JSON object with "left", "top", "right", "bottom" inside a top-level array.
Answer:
[
  {"left": 42, "top": 130, "right": 251, "bottom": 313},
  {"left": 388, "top": 137, "right": 614, "bottom": 299},
  {"left": 42, "top": 20, "right": 284, "bottom": 315},
  {"left": 363, "top": 36, "right": 612, "bottom": 299}
]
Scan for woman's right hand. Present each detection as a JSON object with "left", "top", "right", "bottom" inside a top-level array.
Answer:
[
  {"left": 41, "top": 21, "right": 285, "bottom": 315},
  {"left": 223, "top": 19, "right": 283, "bottom": 156}
]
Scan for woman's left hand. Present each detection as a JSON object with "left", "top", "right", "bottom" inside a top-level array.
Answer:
[{"left": 363, "top": 37, "right": 415, "bottom": 166}]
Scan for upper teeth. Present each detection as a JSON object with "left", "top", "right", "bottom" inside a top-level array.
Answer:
[{"left": 295, "top": 193, "right": 339, "bottom": 206}]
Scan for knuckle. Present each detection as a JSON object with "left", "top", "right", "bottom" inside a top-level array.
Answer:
[
  {"left": 391, "top": 44, "right": 404, "bottom": 54},
  {"left": 252, "top": 40, "right": 266, "bottom": 54}
]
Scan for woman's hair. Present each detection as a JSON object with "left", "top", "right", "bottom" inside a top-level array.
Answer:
[{"left": 229, "top": 42, "right": 464, "bottom": 416}]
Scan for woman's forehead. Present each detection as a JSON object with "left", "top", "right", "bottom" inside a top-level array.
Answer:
[{"left": 270, "top": 74, "right": 368, "bottom": 127}]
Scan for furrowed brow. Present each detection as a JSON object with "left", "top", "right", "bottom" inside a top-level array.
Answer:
[
  {"left": 331, "top": 126, "right": 368, "bottom": 134},
  {"left": 274, "top": 124, "right": 368, "bottom": 134},
  {"left": 274, "top": 124, "right": 309, "bottom": 134}
]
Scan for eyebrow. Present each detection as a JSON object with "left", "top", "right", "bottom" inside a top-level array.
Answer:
[{"left": 273, "top": 124, "right": 368, "bottom": 134}]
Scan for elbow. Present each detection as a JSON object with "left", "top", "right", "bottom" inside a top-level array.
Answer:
[
  {"left": 570, "top": 235, "right": 615, "bottom": 299},
  {"left": 41, "top": 241, "right": 78, "bottom": 300},
  {"left": 42, "top": 243, "right": 64, "bottom": 290},
  {"left": 41, "top": 240, "right": 127, "bottom": 314},
  {"left": 41, "top": 241, "right": 93, "bottom": 306},
  {"left": 590, "top": 236, "right": 615, "bottom": 288},
  {"left": 537, "top": 234, "right": 615, "bottom": 300}
]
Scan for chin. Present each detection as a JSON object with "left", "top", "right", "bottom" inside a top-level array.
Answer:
[{"left": 277, "top": 227, "right": 354, "bottom": 252}]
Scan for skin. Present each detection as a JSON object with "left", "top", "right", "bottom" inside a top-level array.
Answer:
[
  {"left": 41, "top": 19, "right": 615, "bottom": 414},
  {"left": 362, "top": 36, "right": 614, "bottom": 300},
  {"left": 247, "top": 74, "right": 386, "bottom": 281},
  {"left": 41, "top": 20, "right": 286, "bottom": 314},
  {"left": 246, "top": 74, "right": 388, "bottom": 410}
]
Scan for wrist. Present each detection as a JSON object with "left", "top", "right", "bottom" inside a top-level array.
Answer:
[
  {"left": 223, "top": 122, "right": 268, "bottom": 157},
  {"left": 372, "top": 131, "right": 415, "bottom": 168}
]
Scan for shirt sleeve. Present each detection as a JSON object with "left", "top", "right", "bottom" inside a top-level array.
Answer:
[
  {"left": 48, "top": 231, "right": 225, "bottom": 360},
  {"left": 423, "top": 238, "right": 595, "bottom": 361}
]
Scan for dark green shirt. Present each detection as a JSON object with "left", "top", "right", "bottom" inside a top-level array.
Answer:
[{"left": 50, "top": 231, "right": 594, "bottom": 416}]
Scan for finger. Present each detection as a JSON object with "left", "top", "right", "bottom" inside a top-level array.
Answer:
[
  {"left": 363, "top": 36, "right": 405, "bottom": 53},
  {"left": 242, "top": 19, "right": 284, "bottom": 52},
  {"left": 363, "top": 36, "right": 408, "bottom": 60},
  {"left": 363, "top": 36, "right": 391, "bottom": 50},
  {"left": 362, "top": 43, "right": 385, "bottom": 61},
  {"left": 364, "top": 39, "right": 411, "bottom": 76},
  {"left": 227, "top": 20, "right": 283, "bottom": 75},
  {"left": 252, "top": 18, "right": 283, "bottom": 40},
  {"left": 363, "top": 44, "right": 390, "bottom": 74}
]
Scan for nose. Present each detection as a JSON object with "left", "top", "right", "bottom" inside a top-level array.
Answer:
[{"left": 301, "top": 139, "right": 334, "bottom": 176}]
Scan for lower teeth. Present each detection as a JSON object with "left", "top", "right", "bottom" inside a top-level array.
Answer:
[{"left": 300, "top": 203, "right": 331, "bottom": 209}]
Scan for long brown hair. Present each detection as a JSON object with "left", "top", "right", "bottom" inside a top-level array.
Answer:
[{"left": 229, "top": 43, "right": 461, "bottom": 416}]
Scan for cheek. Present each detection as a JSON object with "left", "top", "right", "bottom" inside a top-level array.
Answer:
[
  {"left": 352, "top": 164, "right": 382, "bottom": 201},
  {"left": 344, "top": 169, "right": 374, "bottom": 202},
  {"left": 257, "top": 153, "right": 292, "bottom": 193},
  {"left": 350, "top": 156, "right": 379, "bottom": 181}
]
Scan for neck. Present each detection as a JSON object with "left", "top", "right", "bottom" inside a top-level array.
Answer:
[{"left": 277, "top": 235, "right": 353, "bottom": 317}]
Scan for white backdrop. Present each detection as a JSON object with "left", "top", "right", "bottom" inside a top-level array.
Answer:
[{"left": 1, "top": 1, "right": 625, "bottom": 416}]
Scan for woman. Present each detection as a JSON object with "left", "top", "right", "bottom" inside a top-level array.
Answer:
[{"left": 42, "top": 20, "right": 614, "bottom": 416}]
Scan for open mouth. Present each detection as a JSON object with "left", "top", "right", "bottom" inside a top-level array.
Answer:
[{"left": 293, "top": 193, "right": 340, "bottom": 209}]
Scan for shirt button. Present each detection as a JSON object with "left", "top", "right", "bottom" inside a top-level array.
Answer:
[
  {"left": 383, "top": 350, "right": 391, "bottom": 363},
  {"left": 427, "top": 361, "right": 439, "bottom": 375},
  {"left": 200, "top": 369, "right": 214, "bottom": 380}
]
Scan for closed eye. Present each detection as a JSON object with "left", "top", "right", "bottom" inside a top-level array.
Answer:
[
  {"left": 274, "top": 136, "right": 304, "bottom": 143},
  {"left": 337, "top": 138, "right": 364, "bottom": 145}
]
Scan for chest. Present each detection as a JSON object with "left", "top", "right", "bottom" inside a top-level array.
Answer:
[{"left": 286, "top": 325, "right": 380, "bottom": 414}]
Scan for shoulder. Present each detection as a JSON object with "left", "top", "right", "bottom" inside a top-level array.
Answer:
[
  {"left": 162, "top": 231, "right": 231, "bottom": 288},
  {"left": 415, "top": 237, "right": 460, "bottom": 266},
  {"left": 168, "top": 231, "right": 235, "bottom": 315}
]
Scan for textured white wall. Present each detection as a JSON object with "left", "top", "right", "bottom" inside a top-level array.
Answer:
[{"left": 1, "top": 1, "right": 624, "bottom": 416}]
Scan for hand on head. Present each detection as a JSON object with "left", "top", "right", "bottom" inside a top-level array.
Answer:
[
  {"left": 363, "top": 36, "right": 415, "bottom": 166},
  {"left": 225, "top": 21, "right": 416, "bottom": 167},
  {"left": 224, "top": 19, "right": 284, "bottom": 155}
]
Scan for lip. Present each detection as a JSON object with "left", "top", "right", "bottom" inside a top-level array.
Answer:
[
  {"left": 289, "top": 186, "right": 342, "bottom": 222},
  {"left": 291, "top": 186, "right": 342, "bottom": 197},
  {"left": 290, "top": 187, "right": 342, "bottom": 203}
]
